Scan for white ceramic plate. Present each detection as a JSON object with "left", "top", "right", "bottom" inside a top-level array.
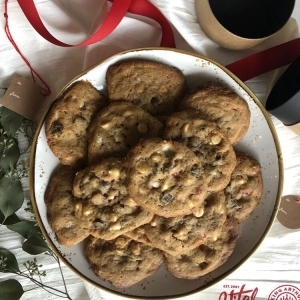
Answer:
[{"left": 30, "top": 48, "right": 283, "bottom": 299}]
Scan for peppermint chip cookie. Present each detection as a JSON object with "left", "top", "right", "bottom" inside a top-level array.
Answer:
[
  {"left": 85, "top": 235, "right": 163, "bottom": 288},
  {"left": 106, "top": 60, "right": 187, "bottom": 115},
  {"left": 225, "top": 151, "right": 263, "bottom": 222},
  {"left": 45, "top": 80, "right": 107, "bottom": 167},
  {"left": 73, "top": 157, "right": 153, "bottom": 240},
  {"left": 179, "top": 82, "right": 250, "bottom": 144},
  {"left": 45, "top": 165, "right": 88, "bottom": 247},
  {"left": 164, "top": 110, "right": 236, "bottom": 192},
  {"left": 126, "top": 138, "right": 208, "bottom": 218},
  {"left": 164, "top": 219, "right": 238, "bottom": 279},
  {"left": 124, "top": 225, "right": 154, "bottom": 247},
  {"left": 144, "top": 191, "right": 227, "bottom": 256},
  {"left": 87, "top": 101, "right": 163, "bottom": 165}
]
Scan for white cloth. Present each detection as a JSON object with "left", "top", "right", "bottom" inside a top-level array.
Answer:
[{"left": 1, "top": 1, "right": 300, "bottom": 299}]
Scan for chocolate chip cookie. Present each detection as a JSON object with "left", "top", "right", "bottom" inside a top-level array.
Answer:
[
  {"left": 179, "top": 82, "right": 250, "bottom": 144},
  {"left": 143, "top": 191, "right": 227, "bottom": 256},
  {"left": 87, "top": 101, "right": 163, "bottom": 165},
  {"left": 124, "top": 225, "right": 154, "bottom": 247},
  {"left": 164, "top": 218, "right": 239, "bottom": 279},
  {"left": 106, "top": 60, "right": 187, "bottom": 115},
  {"left": 73, "top": 157, "right": 153, "bottom": 240},
  {"left": 164, "top": 110, "right": 236, "bottom": 192},
  {"left": 126, "top": 138, "right": 208, "bottom": 218},
  {"left": 225, "top": 151, "right": 263, "bottom": 222},
  {"left": 45, "top": 165, "right": 88, "bottom": 247},
  {"left": 45, "top": 80, "right": 107, "bottom": 167},
  {"left": 85, "top": 235, "right": 163, "bottom": 288}
]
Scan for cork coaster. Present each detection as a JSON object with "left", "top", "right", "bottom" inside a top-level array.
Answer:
[{"left": 277, "top": 195, "right": 300, "bottom": 229}]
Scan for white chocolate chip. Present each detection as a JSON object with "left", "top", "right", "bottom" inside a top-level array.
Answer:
[
  {"left": 152, "top": 181, "right": 160, "bottom": 188},
  {"left": 100, "top": 122, "right": 111, "bottom": 130},
  {"left": 109, "top": 168, "right": 120, "bottom": 179},
  {"left": 107, "top": 189, "right": 119, "bottom": 200},
  {"left": 182, "top": 123, "right": 190, "bottom": 133},
  {"left": 193, "top": 206, "right": 204, "bottom": 218},
  {"left": 161, "top": 181, "right": 169, "bottom": 191},
  {"left": 91, "top": 194, "right": 104, "bottom": 205},
  {"left": 150, "top": 220, "right": 157, "bottom": 227},
  {"left": 110, "top": 222, "right": 122, "bottom": 231},
  {"left": 188, "top": 201, "right": 196, "bottom": 209},
  {"left": 163, "top": 145, "right": 170, "bottom": 152},
  {"left": 130, "top": 243, "right": 141, "bottom": 256},
  {"left": 125, "top": 198, "right": 138, "bottom": 207},
  {"left": 108, "top": 214, "right": 118, "bottom": 222},
  {"left": 210, "top": 134, "right": 222, "bottom": 145},
  {"left": 83, "top": 209, "right": 93, "bottom": 216},
  {"left": 237, "top": 178, "right": 246, "bottom": 185},
  {"left": 96, "top": 136, "right": 103, "bottom": 146},
  {"left": 75, "top": 203, "right": 81, "bottom": 212},
  {"left": 152, "top": 154, "right": 162, "bottom": 163},
  {"left": 173, "top": 228, "right": 187, "bottom": 240},
  {"left": 136, "top": 160, "right": 149, "bottom": 173},
  {"left": 115, "top": 237, "right": 127, "bottom": 249}
]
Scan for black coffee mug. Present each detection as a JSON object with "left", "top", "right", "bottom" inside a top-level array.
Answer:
[{"left": 195, "top": 0, "right": 295, "bottom": 50}]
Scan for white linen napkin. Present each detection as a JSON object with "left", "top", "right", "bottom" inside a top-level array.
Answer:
[{"left": 1, "top": 1, "right": 300, "bottom": 299}]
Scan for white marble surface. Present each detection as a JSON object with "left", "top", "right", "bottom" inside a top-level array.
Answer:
[{"left": 1, "top": 1, "right": 300, "bottom": 299}]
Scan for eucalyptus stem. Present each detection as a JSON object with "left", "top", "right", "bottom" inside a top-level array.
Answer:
[
  {"left": 0, "top": 107, "right": 72, "bottom": 299},
  {"left": 12, "top": 270, "right": 72, "bottom": 299},
  {"left": 52, "top": 253, "right": 71, "bottom": 298}
]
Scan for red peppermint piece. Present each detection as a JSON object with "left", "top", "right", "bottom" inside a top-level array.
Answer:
[
  {"left": 241, "top": 189, "right": 252, "bottom": 197},
  {"left": 173, "top": 171, "right": 180, "bottom": 178},
  {"left": 196, "top": 187, "right": 202, "bottom": 195}
]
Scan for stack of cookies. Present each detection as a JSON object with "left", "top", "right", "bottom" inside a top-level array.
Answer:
[{"left": 44, "top": 60, "right": 263, "bottom": 288}]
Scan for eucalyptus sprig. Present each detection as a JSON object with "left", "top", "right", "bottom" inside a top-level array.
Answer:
[{"left": 0, "top": 106, "right": 71, "bottom": 299}]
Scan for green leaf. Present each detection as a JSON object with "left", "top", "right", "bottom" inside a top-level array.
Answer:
[
  {"left": 0, "top": 136, "right": 20, "bottom": 171},
  {"left": 22, "top": 236, "right": 50, "bottom": 255},
  {"left": 0, "top": 176, "right": 23, "bottom": 217},
  {"left": 0, "top": 248, "right": 20, "bottom": 272},
  {"left": 7, "top": 221, "right": 41, "bottom": 239},
  {"left": 0, "top": 279, "right": 24, "bottom": 300},
  {"left": 0, "top": 107, "right": 24, "bottom": 137},
  {"left": 0, "top": 210, "right": 20, "bottom": 225}
]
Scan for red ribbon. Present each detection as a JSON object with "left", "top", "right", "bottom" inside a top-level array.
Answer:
[
  {"left": 16, "top": 0, "right": 175, "bottom": 48},
  {"left": 225, "top": 39, "right": 300, "bottom": 81},
  {"left": 12, "top": 0, "right": 300, "bottom": 82}
]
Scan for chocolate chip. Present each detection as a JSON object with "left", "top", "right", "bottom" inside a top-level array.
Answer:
[
  {"left": 101, "top": 180, "right": 110, "bottom": 189},
  {"left": 161, "top": 162, "right": 171, "bottom": 173},
  {"left": 199, "top": 262, "right": 208, "bottom": 270},
  {"left": 93, "top": 220, "right": 107, "bottom": 230},
  {"left": 50, "top": 121, "right": 63, "bottom": 135},
  {"left": 188, "top": 136, "right": 201, "bottom": 147},
  {"left": 160, "top": 193, "right": 173, "bottom": 205},
  {"left": 191, "top": 164, "right": 201, "bottom": 178},
  {"left": 151, "top": 97, "right": 161, "bottom": 107},
  {"left": 132, "top": 99, "right": 142, "bottom": 107}
]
